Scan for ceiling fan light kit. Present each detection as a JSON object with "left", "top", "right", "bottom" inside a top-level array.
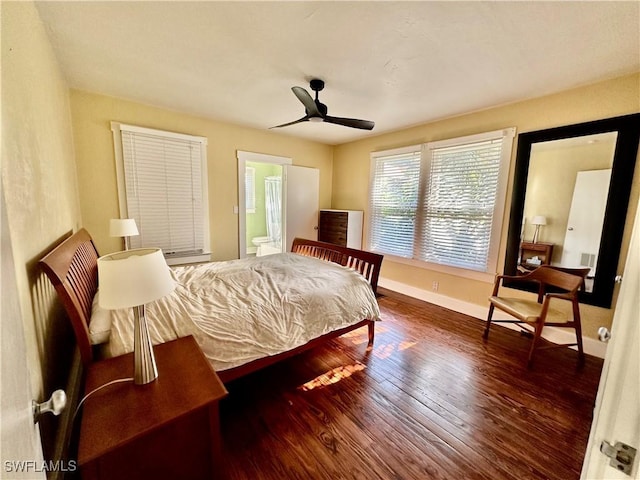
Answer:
[{"left": 271, "top": 79, "right": 374, "bottom": 131}]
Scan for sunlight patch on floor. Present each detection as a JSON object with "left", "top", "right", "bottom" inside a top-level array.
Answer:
[
  {"left": 341, "top": 323, "right": 390, "bottom": 345},
  {"left": 298, "top": 362, "right": 366, "bottom": 391},
  {"left": 372, "top": 339, "right": 418, "bottom": 359}
]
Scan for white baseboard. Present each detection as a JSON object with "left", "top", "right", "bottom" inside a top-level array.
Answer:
[{"left": 379, "top": 277, "right": 607, "bottom": 359}]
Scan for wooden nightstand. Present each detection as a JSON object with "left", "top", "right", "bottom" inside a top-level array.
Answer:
[
  {"left": 519, "top": 241, "right": 554, "bottom": 272},
  {"left": 78, "top": 336, "right": 228, "bottom": 480}
]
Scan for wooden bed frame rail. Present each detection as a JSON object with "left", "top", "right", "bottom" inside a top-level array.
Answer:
[{"left": 39, "top": 230, "right": 384, "bottom": 382}]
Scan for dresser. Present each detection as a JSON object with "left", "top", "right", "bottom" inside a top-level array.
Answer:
[
  {"left": 77, "top": 336, "right": 228, "bottom": 480},
  {"left": 318, "top": 209, "right": 363, "bottom": 249}
]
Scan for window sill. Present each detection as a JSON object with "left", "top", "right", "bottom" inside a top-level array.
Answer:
[
  {"left": 165, "top": 252, "right": 211, "bottom": 266},
  {"left": 379, "top": 252, "right": 496, "bottom": 283}
]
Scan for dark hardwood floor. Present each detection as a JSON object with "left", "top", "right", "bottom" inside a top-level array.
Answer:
[{"left": 218, "top": 289, "right": 603, "bottom": 480}]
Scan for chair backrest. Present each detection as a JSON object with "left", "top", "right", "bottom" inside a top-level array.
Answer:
[{"left": 526, "top": 265, "right": 590, "bottom": 302}]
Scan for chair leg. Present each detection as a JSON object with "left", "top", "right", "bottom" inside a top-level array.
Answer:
[
  {"left": 483, "top": 304, "right": 495, "bottom": 339},
  {"left": 527, "top": 321, "right": 545, "bottom": 369},
  {"left": 573, "top": 308, "right": 586, "bottom": 368}
]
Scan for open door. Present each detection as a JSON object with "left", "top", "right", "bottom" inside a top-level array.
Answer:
[
  {"left": 561, "top": 169, "right": 611, "bottom": 281},
  {"left": 581, "top": 197, "right": 640, "bottom": 479},
  {"left": 1, "top": 190, "right": 47, "bottom": 479},
  {"left": 284, "top": 165, "right": 319, "bottom": 251}
]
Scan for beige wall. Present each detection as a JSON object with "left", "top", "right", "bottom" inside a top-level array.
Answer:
[
  {"left": 332, "top": 73, "right": 640, "bottom": 338},
  {"left": 69, "top": 90, "right": 333, "bottom": 259},
  {"left": 1, "top": 1, "right": 82, "bottom": 398}
]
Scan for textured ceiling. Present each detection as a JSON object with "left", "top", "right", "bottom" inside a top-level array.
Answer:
[{"left": 36, "top": 1, "right": 640, "bottom": 145}]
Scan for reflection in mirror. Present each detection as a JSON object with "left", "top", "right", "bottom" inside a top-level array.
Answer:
[
  {"left": 505, "top": 113, "right": 640, "bottom": 308},
  {"left": 521, "top": 132, "right": 618, "bottom": 292}
]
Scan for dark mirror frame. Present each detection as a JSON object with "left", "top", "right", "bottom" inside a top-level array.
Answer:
[{"left": 504, "top": 113, "right": 640, "bottom": 308}]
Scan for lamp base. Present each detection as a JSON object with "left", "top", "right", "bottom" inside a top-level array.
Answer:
[
  {"left": 133, "top": 305, "right": 158, "bottom": 385},
  {"left": 532, "top": 225, "right": 541, "bottom": 244}
]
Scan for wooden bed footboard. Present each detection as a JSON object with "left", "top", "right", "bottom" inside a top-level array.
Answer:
[
  {"left": 291, "top": 237, "right": 383, "bottom": 294},
  {"left": 220, "top": 239, "right": 383, "bottom": 383}
]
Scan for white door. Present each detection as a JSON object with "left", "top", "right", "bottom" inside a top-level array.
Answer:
[
  {"left": 562, "top": 169, "right": 612, "bottom": 278},
  {"left": 284, "top": 165, "right": 319, "bottom": 251},
  {"left": 1, "top": 191, "right": 46, "bottom": 479},
  {"left": 581, "top": 197, "right": 640, "bottom": 479}
]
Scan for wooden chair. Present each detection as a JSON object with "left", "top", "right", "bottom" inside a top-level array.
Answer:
[{"left": 483, "top": 265, "right": 590, "bottom": 368}]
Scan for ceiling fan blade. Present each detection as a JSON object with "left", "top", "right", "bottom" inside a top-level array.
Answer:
[
  {"left": 292, "top": 86, "right": 321, "bottom": 117},
  {"left": 270, "top": 116, "right": 309, "bottom": 129},
  {"left": 324, "top": 116, "right": 375, "bottom": 130}
]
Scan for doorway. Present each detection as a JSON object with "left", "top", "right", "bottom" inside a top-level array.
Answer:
[
  {"left": 245, "top": 161, "right": 284, "bottom": 257},
  {"left": 237, "top": 151, "right": 291, "bottom": 258},
  {"left": 237, "top": 151, "right": 320, "bottom": 258}
]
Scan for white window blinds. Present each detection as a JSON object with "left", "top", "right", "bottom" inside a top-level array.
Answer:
[
  {"left": 368, "top": 129, "right": 514, "bottom": 273},
  {"left": 114, "top": 124, "right": 209, "bottom": 258},
  {"left": 417, "top": 137, "right": 505, "bottom": 270},
  {"left": 368, "top": 148, "right": 421, "bottom": 258}
]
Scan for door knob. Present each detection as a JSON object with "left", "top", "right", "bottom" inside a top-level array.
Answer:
[
  {"left": 598, "top": 327, "right": 611, "bottom": 343},
  {"left": 33, "top": 389, "right": 67, "bottom": 424}
]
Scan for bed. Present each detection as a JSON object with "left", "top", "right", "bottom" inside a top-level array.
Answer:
[{"left": 39, "top": 230, "right": 383, "bottom": 383}]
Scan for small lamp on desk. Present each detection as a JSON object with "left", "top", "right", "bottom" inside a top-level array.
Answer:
[
  {"left": 97, "top": 248, "right": 175, "bottom": 385},
  {"left": 531, "top": 215, "right": 547, "bottom": 244},
  {"left": 109, "top": 218, "right": 139, "bottom": 250}
]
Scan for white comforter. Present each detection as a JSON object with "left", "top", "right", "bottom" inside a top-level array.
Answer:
[{"left": 103, "top": 253, "right": 380, "bottom": 372}]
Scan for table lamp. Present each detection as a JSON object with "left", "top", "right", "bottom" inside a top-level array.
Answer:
[
  {"left": 531, "top": 215, "right": 547, "bottom": 243},
  {"left": 109, "top": 218, "right": 139, "bottom": 250},
  {"left": 97, "top": 248, "right": 176, "bottom": 385}
]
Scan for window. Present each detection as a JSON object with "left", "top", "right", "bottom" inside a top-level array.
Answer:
[
  {"left": 111, "top": 123, "right": 210, "bottom": 264},
  {"left": 368, "top": 128, "right": 515, "bottom": 274}
]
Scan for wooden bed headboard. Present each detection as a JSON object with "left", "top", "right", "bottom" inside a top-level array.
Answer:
[
  {"left": 39, "top": 229, "right": 99, "bottom": 365},
  {"left": 291, "top": 237, "right": 383, "bottom": 294}
]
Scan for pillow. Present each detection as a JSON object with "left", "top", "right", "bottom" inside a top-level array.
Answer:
[{"left": 89, "top": 290, "right": 112, "bottom": 345}]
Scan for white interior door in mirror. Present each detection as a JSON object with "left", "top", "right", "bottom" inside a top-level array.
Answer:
[
  {"left": 562, "top": 169, "right": 611, "bottom": 283},
  {"left": 284, "top": 165, "right": 319, "bottom": 251}
]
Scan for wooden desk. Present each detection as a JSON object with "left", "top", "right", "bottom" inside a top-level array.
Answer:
[{"left": 78, "top": 336, "right": 228, "bottom": 480}]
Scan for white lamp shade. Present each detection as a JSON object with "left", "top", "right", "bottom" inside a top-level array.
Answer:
[
  {"left": 109, "top": 218, "right": 139, "bottom": 237},
  {"left": 531, "top": 215, "right": 547, "bottom": 226},
  {"left": 98, "top": 248, "right": 176, "bottom": 309}
]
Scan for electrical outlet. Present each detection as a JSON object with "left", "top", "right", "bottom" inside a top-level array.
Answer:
[{"left": 432, "top": 281, "right": 439, "bottom": 292}]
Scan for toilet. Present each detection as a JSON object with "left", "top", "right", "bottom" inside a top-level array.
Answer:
[
  {"left": 252, "top": 236, "right": 272, "bottom": 248},
  {"left": 252, "top": 236, "right": 281, "bottom": 256}
]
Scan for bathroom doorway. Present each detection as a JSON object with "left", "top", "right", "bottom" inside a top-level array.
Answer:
[
  {"left": 237, "top": 151, "right": 290, "bottom": 258},
  {"left": 237, "top": 151, "right": 319, "bottom": 258},
  {"left": 245, "top": 161, "right": 284, "bottom": 256}
]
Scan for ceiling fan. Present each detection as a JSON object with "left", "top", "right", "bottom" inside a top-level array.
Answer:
[{"left": 271, "top": 79, "right": 375, "bottom": 131}]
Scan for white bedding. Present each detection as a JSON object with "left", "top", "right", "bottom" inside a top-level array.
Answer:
[{"left": 101, "top": 253, "right": 380, "bottom": 372}]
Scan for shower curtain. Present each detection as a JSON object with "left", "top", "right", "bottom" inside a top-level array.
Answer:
[{"left": 265, "top": 176, "right": 282, "bottom": 248}]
